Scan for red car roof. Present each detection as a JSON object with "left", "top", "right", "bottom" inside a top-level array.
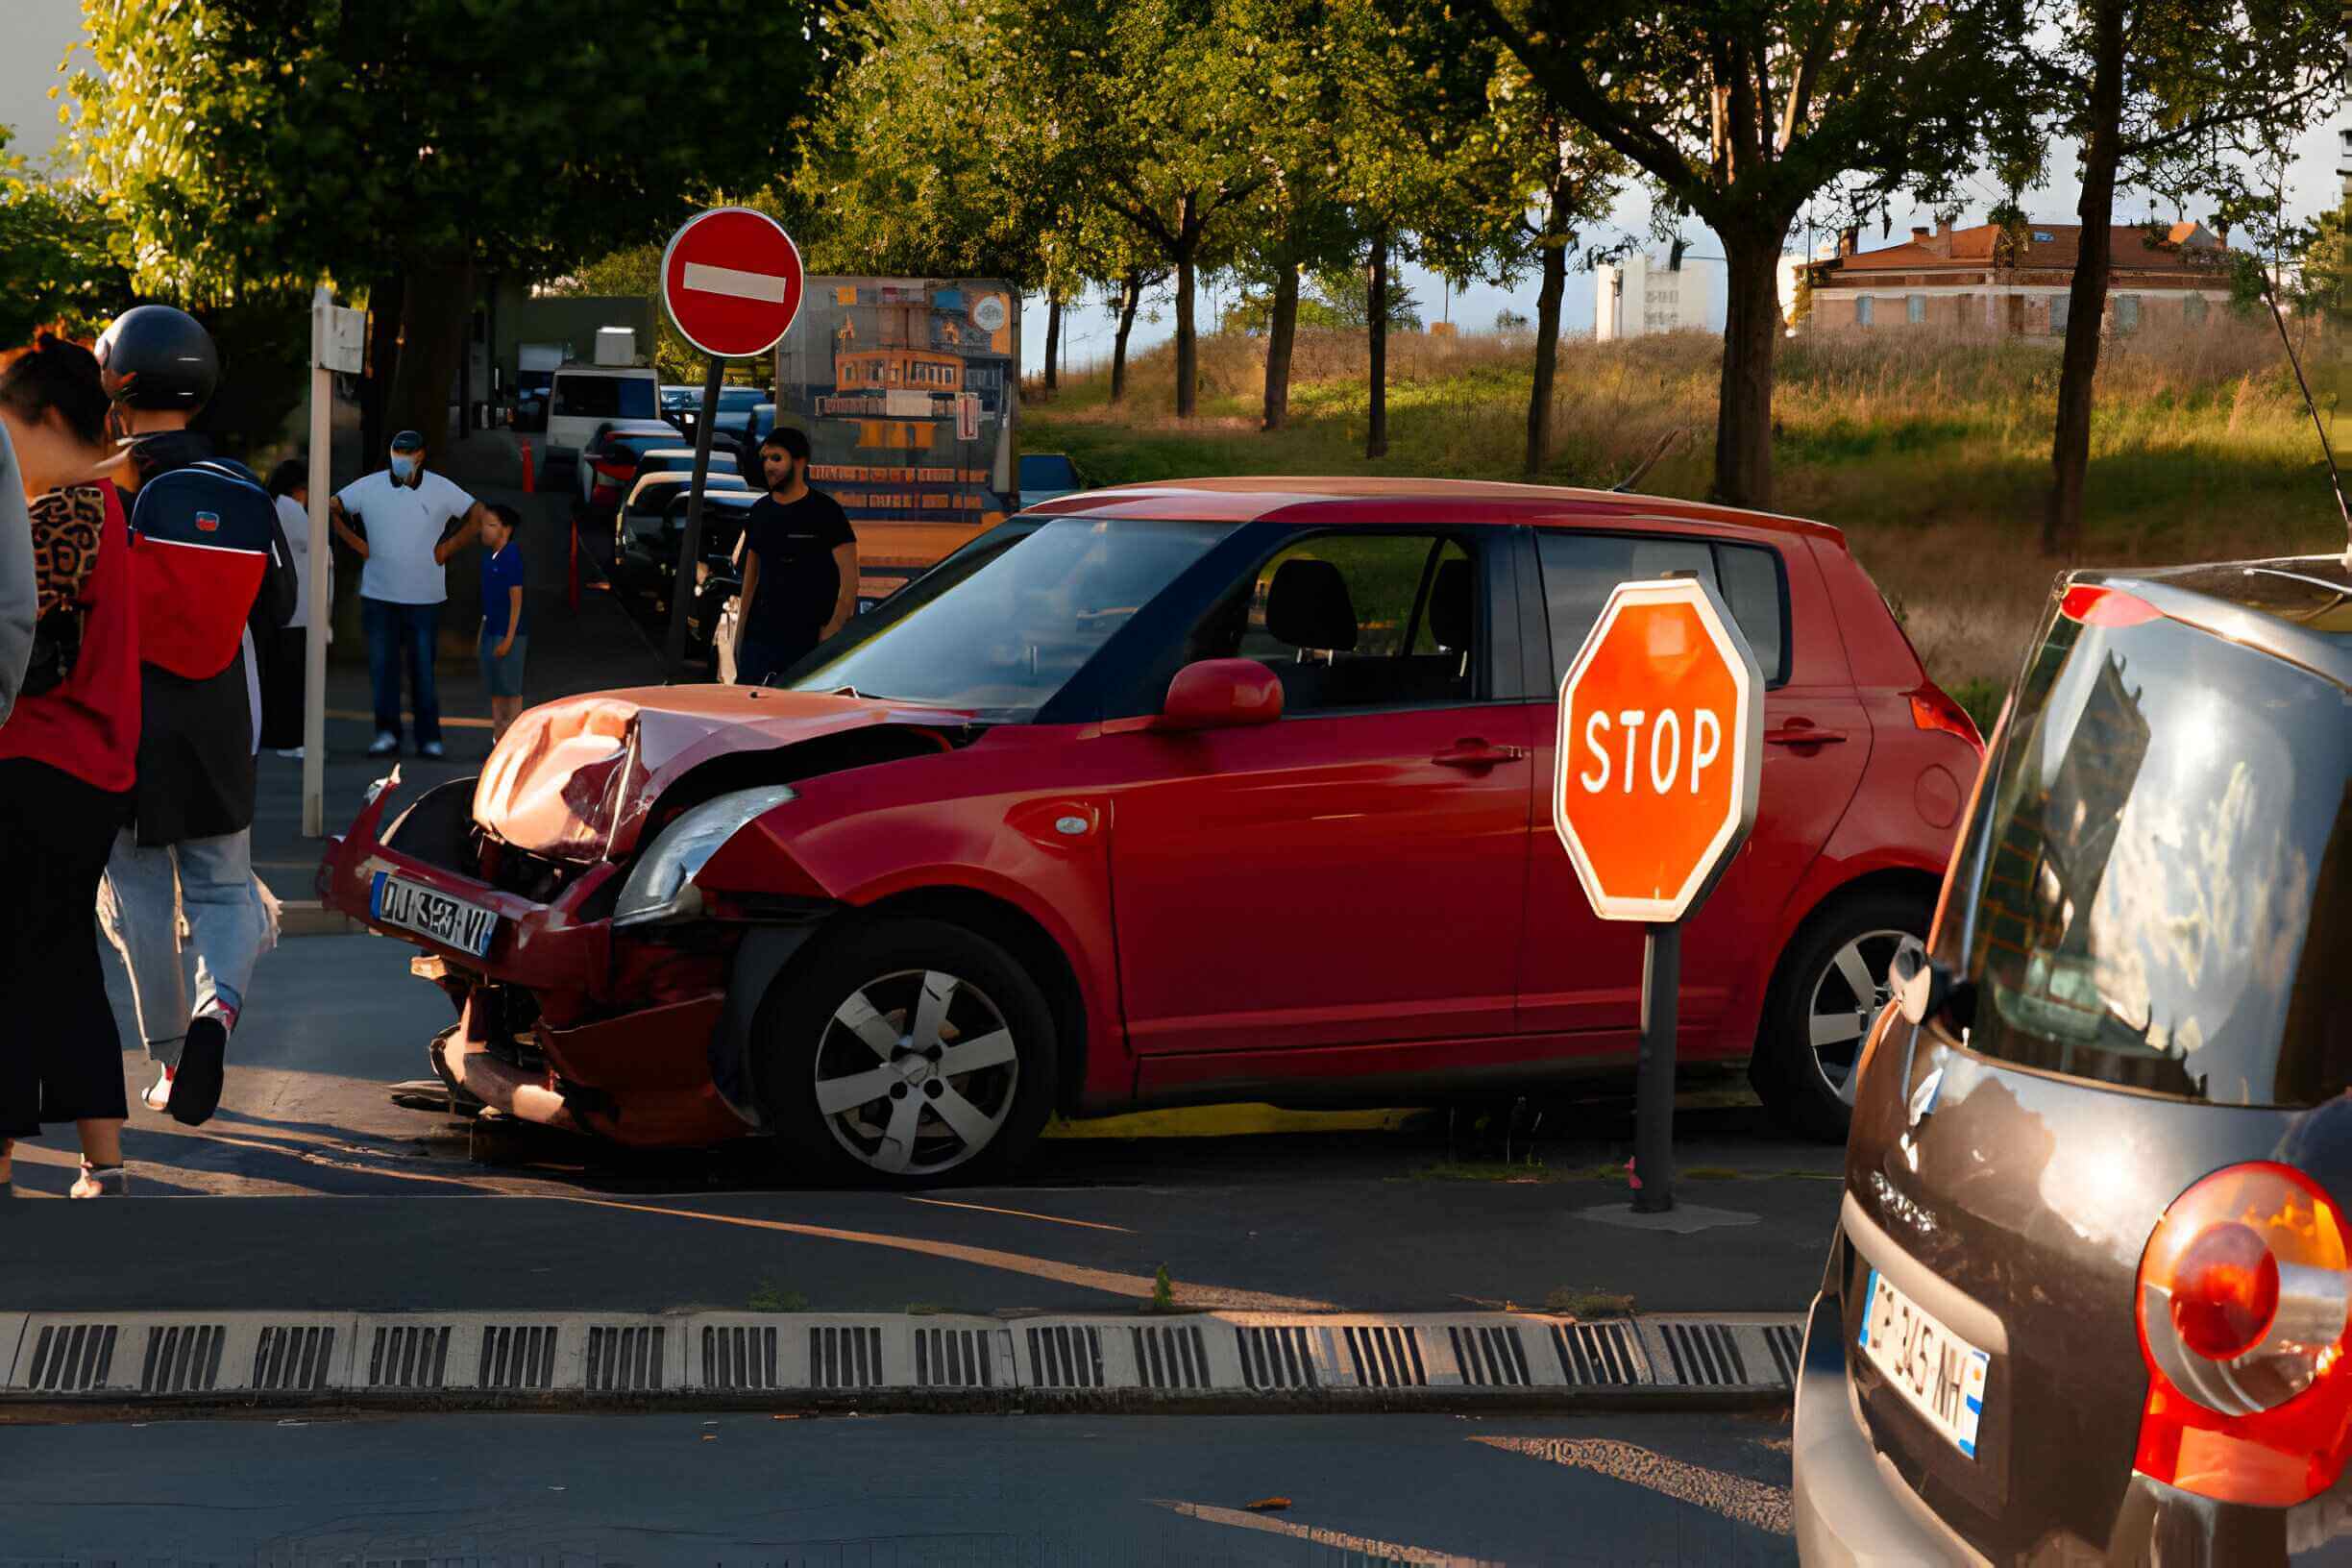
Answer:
[{"left": 1020, "top": 476, "right": 1846, "bottom": 545}]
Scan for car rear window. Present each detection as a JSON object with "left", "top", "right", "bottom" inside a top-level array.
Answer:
[
  {"left": 1933, "top": 601, "right": 2351, "bottom": 1107},
  {"left": 553, "top": 374, "right": 655, "bottom": 420},
  {"left": 1534, "top": 530, "right": 1787, "bottom": 684}
]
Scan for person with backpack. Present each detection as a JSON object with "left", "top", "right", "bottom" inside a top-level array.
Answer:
[
  {"left": 0, "top": 335, "right": 143, "bottom": 1195},
  {"left": 90, "top": 305, "right": 297, "bottom": 1128}
]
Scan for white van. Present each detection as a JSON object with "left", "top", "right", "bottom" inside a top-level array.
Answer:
[{"left": 544, "top": 364, "right": 661, "bottom": 466}]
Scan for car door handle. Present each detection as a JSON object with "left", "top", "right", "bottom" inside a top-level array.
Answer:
[
  {"left": 1433, "top": 741, "right": 1528, "bottom": 769},
  {"left": 1764, "top": 723, "right": 1850, "bottom": 747}
]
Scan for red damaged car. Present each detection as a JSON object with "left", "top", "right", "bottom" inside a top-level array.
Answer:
[{"left": 320, "top": 478, "right": 1981, "bottom": 1185}]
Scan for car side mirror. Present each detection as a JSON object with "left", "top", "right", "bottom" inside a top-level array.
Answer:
[
  {"left": 1892, "top": 942, "right": 1972, "bottom": 1029},
  {"left": 1158, "top": 659, "right": 1283, "bottom": 732}
]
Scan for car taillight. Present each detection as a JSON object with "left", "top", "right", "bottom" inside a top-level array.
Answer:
[
  {"left": 2059, "top": 582, "right": 2164, "bottom": 627},
  {"left": 2133, "top": 1162, "right": 2351, "bottom": 1507},
  {"left": 1906, "top": 682, "right": 1982, "bottom": 747}
]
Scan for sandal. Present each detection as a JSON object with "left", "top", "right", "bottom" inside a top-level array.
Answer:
[{"left": 69, "top": 1162, "right": 129, "bottom": 1198}]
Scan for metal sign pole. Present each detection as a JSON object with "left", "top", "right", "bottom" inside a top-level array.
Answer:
[
  {"left": 1633, "top": 921, "right": 1681, "bottom": 1213},
  {"left": 300, "top": 285, "right": 336, "bottom": 837},
  {"left": 663, "top": 355, "right": 725, "bottom": 676}
]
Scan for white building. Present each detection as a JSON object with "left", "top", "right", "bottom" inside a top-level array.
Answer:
[{"left": 1594, "top": 253, "right": 1714, "bottom": 339}]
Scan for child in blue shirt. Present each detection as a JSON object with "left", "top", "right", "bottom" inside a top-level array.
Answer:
[{"left": 478, "top": 502, "right": 527, "bottom": 742}]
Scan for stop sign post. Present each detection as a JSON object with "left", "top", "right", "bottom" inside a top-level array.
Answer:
[
  {"left": 656, "top": 208, "right": 806, "bottom": 675},
  {"left": 1554, "top": 575, "right": 1763, "bottom": 1213}
]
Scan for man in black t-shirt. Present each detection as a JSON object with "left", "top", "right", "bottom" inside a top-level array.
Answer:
[{"left": 734, "top": 426, "right": 856, "bottom": 686}]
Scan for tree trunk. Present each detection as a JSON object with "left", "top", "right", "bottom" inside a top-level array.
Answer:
[
  {"left": 1526, "top": 231, "right": 1567, "bottom": 475},
  {"left": 361, "top": 270, "right": 404, "bottom": 462},
  {"left": 2046, "top": 0, "right": 2126, "bottom": 557},
  {"left": 1262, "top": 266, "right": 1301, "bottom": 432},
  {"left": 1042, "top": 290, "right": 1063, "bottom": 399},
  {"left": 1174, "top": 247, "right": 1198, "bottom": 419},
  {"left": 1111, "top": 270, "right": 1143, "bottom": 404},
  {"left": 1366, "top": 229, "right": 1389, "bottom": 459},
  {"left": 1713, "top": 229, "right": 1782, "bottom": 509},
  {"left": 386, "top": 259, "right": 473, "bottom": 454}
]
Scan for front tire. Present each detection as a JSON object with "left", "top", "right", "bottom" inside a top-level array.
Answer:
[
  {"left": 753, "top": 917, "right": 1058, "bottom": 1188},
  {"left": 1751, "top": 890, "right": 1929, "bottom": 1141}
]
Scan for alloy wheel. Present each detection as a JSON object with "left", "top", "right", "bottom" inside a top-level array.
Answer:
[
  {"left": 811, "top": 968, "right": 1020, "bottom": 1178},
  {"left": 1806, "top": 930, "right": 1923, "bottom": 1106}
]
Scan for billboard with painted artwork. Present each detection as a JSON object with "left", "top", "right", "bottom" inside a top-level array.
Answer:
[{"left": 772, "top": 278, "right": 1019, "bottom": 599}]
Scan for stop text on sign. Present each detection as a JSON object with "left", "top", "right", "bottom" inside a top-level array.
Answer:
[
  {"left": 1553, "top": 576, "right": 1762, "bottom": 923},
  {"left": 1578, "top": 705, "right": 1724, "bottom": 796}
]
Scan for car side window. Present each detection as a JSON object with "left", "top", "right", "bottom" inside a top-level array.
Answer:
[
  {"left": 1186, "top": 532, "right": 1480, "bottom": 714},
  {"left": 1534, "top": 530, "right": 1788, "bottom": 685}
]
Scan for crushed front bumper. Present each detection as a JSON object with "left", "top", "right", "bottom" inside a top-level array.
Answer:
[{"left": 318, "top": 771, "right": 754, "bottom": 1147}]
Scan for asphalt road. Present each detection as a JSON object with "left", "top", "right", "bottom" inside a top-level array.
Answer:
[{"left": 0, "top": 1409, "right": 1800, "bottom": 1566}]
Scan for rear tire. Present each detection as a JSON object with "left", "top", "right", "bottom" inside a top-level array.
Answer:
[
  {"left": 1751, "top": 890, "right": 1929, "bottom": 1142},
  {"left": 752, "top": 917, "right": 1058, "bottom": 1188}
]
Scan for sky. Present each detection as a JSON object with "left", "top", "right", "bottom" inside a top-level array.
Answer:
[{"left": 5, "top": 0, "right": 2340, "bottom": 377}]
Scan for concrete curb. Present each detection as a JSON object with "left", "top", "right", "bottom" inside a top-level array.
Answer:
[{"left": 0, "top": 1310, "right": 1803, "bottom": 1416}]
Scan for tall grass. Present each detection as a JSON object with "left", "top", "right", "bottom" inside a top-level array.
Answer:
[{"left": 1030, "top": 315, "right": 2342, "bottom": 692}]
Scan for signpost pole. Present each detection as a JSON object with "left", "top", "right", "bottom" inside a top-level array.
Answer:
[
  {"left": 301, "top": 284, "right": 353, "bottom": 838},
  {"left": 1633, "top": 922, "right": 1681, "bottom": 1213},
  {"left": 663, "top": 354, "right": 725, "bottom": 677}
]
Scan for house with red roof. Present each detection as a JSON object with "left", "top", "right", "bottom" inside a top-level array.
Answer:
[{"left": 1801, "top": 218, "right": 2238, "bottom": 337}]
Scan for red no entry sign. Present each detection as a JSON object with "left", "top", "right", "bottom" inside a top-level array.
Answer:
[
  {"left": 1554, "top": 575, "right": 1763, "bottom": 922},
  {"left": 659, "top": 208, "right": 805, "bottom": 359}
]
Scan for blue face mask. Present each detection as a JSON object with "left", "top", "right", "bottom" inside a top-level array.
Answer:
[{"left": 390, "top": 454, "right": 418, "bottom": 481}]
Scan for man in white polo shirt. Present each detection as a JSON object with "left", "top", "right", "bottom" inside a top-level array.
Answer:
[{"left": 331, "top": 430, "right": 485, "bottom": 758}]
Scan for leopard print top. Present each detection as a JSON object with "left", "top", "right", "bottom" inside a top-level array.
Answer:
[{"left": 28, "top": 483, "right": 106, "bottom": 620}]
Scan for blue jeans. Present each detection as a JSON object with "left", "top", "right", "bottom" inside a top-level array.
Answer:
[
  {"left": 362, "top": 597, "right": 442, "bottom": 747},
  {"left": 96, "top": 826, "right": 277, "bottom": 1064}
]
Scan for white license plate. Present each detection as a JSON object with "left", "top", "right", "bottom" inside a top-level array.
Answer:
[
  {"left": 371, "top": 872, "right": 498, "bottom": 958},
  {"left": 1858, "top": 1266, "right": 1992, "bottom": 1459}
]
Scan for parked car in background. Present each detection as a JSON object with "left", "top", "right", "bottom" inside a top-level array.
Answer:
[
  {"left": 514, "top": 343, "right": 563, "bottom": 431},
  {"left": 613, "top": 468, "right": 751, "bottom": 577},
  {"left": 577, "top": 422, "right": 687, "bottom": 514},
  {"left": 1018, "top": 452, "right": 1087, "bottom": 505},
  {"left": 1793, "top": 556, "right": 2352, "bottom": 1566},
  {"left": 323, "top": 478, "right": 1980, "bottom": 1184},
  {"left": 674, "top": 488, "right": 762, "bottom": 674},
  {"left": 545, "top": 364, "right": 663, "bottom": 466}
]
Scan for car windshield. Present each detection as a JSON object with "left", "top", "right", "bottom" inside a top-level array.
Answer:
[
  {"left": 786, "top": 518, "right": 1233, "bottom": 720},
  {"left": 630, "top": 477, "right": 744, "bottom": 515},
  {"left": 1935, "top": 596, "right": 2351, "bottom": 1107}
]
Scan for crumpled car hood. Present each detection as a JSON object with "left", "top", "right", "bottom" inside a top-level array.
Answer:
[{"left": 473, "top": 686, "right": 968, "bottom": 861}]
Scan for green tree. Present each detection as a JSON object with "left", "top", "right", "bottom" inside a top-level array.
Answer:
[
  {"left": 68, "top": 0, "right": 834, "bottom": 446},
  {"left": 1414, "top": 0, "right": 2020, "bottom": 507},
  {"left": 2019, "top": 0, "right": 2340, "bottom": 554},
  {"left": 0, "top": 127, "right": 129, "bottom": 344}
]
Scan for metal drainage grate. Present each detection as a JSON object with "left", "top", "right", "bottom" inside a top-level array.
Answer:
[
  {"left": 1448, "top": 1324, "right": 1532, "bottom": 1387},
  {"left": 1025, "top": 1324, "right": 1103, "bottom": 1389},
  {"left": 478, "top": 1325, "right": 559, "bottom": 1390},
  {"left": 1656, "top": 1321, "right": 1750, "bottom": 1386},
  {"left": 251, "top": 1325, "right": 336, "bottom": 1392},
  {"left": 1553, "top": 1321, "right": 1644, "bottom": 1386},
  {"left": 367, "top": 1325, "right": 453, "bottom": 1389},
  {"left": 141, "top": 1324, "right": 228, "bottom": 1394},
  {"left": 24, "top": 1324, "right": 116, "bottom": 1392},
  {"left": 702, "top": 1325, "right": 780, "bottom": 1390},
  {"left": 917, "top": 1328, "right": 994, "bottom": 1388},
  {"left": 1762, "top": 1322, "right": 1802, "bottom": 1387},
  {"left": 1342, "top": 1325, "right": 1427, "bottom": 1388},
  {"left": 586, "top": 1325, "right": 664, "bottom": 1391},
  {"left": 1237, "top": 1325, "right": 1317, "bottom": 1391},
  {"left": 1131, "top": 1324, "right": 1213, "bottom": 1391},
  {"left": 808, "top": 1325, "right": 885, "bottom": 1389}
]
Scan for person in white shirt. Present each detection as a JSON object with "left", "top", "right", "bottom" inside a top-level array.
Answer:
[
  {"left": 331, "top": 430, "right": 483, "bottom": 759},
  {"left": 259, "top": 457, "right": 330, "bottom": 757}
]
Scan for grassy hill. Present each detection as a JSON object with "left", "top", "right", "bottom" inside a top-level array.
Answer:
[{"left": 1026, "top": 319, "right": 2342, "bottom": 723}]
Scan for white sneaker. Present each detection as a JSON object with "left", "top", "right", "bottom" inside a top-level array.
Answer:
[
  {"left": 143, "top": 1065, "right": 174, "bottom": 1112},
  {"left": 420, "top": 740, "right": 446, "bottom": 759},
  {"left": 70, "top": 1161, "right": 129, "bottom": 1198},
  {"left": 276, "top": 747, "right": 305, "bottom": 760},
  {"left": 366, "top": 731, "right": 400, "bottom": 758}
]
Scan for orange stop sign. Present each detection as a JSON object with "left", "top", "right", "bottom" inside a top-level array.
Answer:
[{"left": 1553, "top": 576, "right": 1763, "bottom": 922}]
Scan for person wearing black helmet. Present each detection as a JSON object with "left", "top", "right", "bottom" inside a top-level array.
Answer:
[{"left": 90, "top": 304, "right": 297, "bottom": 1128}]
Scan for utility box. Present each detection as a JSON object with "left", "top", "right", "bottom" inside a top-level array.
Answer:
[{"left": 594, "top": 327, "right": 637, "bottom": 366}]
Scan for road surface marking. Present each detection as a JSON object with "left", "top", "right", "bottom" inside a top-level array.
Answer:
[
  {"left": 682, "top": 262, "right": 791, "bottom": 304},
  {"left": 1153, "top": 1501, "right": 1499, "bottom": 1566},
  {"left": 1471, "top": 1435, "right": 1792, "bottom": 1535},
  {"left": 903, "top": 1195, "right": 1134, "bottom": 1234}
]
